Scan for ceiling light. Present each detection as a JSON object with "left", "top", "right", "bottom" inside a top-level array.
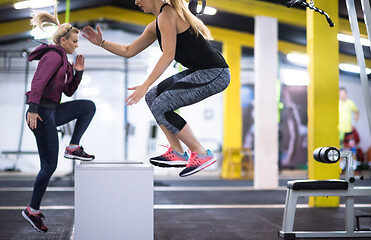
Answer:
[
  {"left": 14, "top": 0, "right": 55, "bottom": 9},
  {"left": 199, "top": 6, "right": 217, "bottom": 15},
  {"left": 281, "top": 68, "right": 309, "bottom": 86},
  {"left": 30, "top": 25, "right": 56, "bottom": 39},
  {"left": 337, "top": 33, "right": 370, "bottom": 47},
  {"left": 286, "top": 53, "right": 309, "bottom": 67},
  {"left": 339, "top": 63, "right": 371, "bottom": 74},
  {"left": 187, "top": 3, "right": 217, "bottom": 15}
]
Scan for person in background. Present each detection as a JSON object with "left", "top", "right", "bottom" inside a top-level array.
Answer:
[
  {"left": 339, "top": 87, "right": 359, "bottom": 170},
  {"left": 22, "top": 4, "right": 95, "bottom": 233},
  {"left": 339, "top": 87, "right": 359, "bottom": 148},
  {"left": 82, "top": 0, "right": 230, "bottom": 177}
]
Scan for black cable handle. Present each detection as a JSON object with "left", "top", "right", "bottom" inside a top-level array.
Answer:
[{"left": 286, "top": 0, "right": 335, "bottom": 27}]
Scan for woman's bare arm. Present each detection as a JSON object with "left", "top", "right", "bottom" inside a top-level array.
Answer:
[{"left": 82, "top": 21, "right": 157, "bottom": 58}]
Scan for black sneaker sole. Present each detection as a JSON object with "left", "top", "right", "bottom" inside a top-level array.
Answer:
[
  {"left": 22, "top": 211, "right": 47, "bottom": 233},
  {"left": 179, "top": 158, "right": 216, "bottom": 177},
  {"left": 150, "top": 160, "right": 186, "bottom": 168}
]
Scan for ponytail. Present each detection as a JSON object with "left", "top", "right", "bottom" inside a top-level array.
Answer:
[
  {"left": 166, "top": 0, "right": 213, "bottom": 40},
  {"left": 30, "top": 0, "right": 79, "bottom": 44}
]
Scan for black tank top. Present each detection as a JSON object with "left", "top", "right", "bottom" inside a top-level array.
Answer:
[{"left": 156, "top": 4, "right": 228, "bottom": 72}]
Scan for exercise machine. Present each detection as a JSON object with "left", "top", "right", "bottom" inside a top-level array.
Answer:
[
  {"left": 279, "top": 146, "right": 371, "bottom": 239},
  {"left": 286, "top": 0, "right": 371, "bottom": 136}
]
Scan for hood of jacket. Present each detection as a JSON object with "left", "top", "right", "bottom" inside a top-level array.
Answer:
[{"left": 28, "top": 44, "right": 66, "bottom": 62}]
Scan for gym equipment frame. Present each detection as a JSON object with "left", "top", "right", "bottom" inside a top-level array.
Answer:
[
  {"left": 279, "top": 147, "right": 371, "bottom": 239},
  {"left": 345, "top": 0, "right": 371, "bottom": 135},
  {"left": 286, "top": 0, "right": 371, "bottom": 134}
]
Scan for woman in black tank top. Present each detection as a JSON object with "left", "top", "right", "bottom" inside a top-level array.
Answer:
[{"left": 82, "top": 0, "right": 230, "bottom": 177}]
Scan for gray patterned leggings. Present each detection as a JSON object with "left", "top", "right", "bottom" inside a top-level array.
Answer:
[{"left": 145, "top": 67, "right": 230, "bottom": 135}]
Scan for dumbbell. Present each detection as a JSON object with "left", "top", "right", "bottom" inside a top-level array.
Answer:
[{"left": 313, "top": 147, "right": 340, "bottom": 164}]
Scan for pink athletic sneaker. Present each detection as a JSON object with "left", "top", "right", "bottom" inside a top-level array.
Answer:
[
  {"left": 150, "top": 145, "right": 189, "bottom": 168},
  {"left": 64, "top": 146, "right": 95, "bottom": 161},
  {"left": 22, "top": 207, "right": 47, "bottom": 233},
  {"left": 179, "top": 150, "right": 216, "bottom": 177}
]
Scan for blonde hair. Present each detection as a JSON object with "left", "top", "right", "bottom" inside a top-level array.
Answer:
[
  {"left": 165, "top": 0, "right": 213, "bottom": 40},
  {"left": 30, "top": 1, "right": 79, "bottom": 44}
]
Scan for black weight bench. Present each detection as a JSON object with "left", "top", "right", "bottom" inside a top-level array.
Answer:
[{"left": 287, "top": 180, "right": 348, "bottom": 191}]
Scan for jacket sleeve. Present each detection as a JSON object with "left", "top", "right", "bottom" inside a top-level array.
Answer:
[
  {"left": 62, "top": 68, "right": 83, "bottom": 97},
  {"left": 27, "top": 51, "right": 62, "bottom": 112}
]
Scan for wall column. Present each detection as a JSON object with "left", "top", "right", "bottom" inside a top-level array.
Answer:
[
  {"left": 221, "top": 41, "right": 242, "bottom": 179},
  {"left": 307, "top": 0, "right": 340, "bottom": 207},
  {"left": 254, "top": 16, "right": 279, "bottom": 189}
]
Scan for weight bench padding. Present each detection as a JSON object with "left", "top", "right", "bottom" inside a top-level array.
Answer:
[{"left": 287, "top": 180, "right": 348, "bottom": 190}]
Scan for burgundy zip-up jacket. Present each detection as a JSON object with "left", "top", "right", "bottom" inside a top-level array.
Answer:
[{"left": 26, "top": 44, "right": 83, "bottom": 113}]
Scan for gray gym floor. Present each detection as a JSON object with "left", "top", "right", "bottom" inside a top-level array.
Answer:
[{"left": 0, "top": 172, "right": 370, "bottom": 240}]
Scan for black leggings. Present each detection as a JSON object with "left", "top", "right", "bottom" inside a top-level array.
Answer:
[{"left": 28, "top": 100, "right": 96, "bottom": 210}]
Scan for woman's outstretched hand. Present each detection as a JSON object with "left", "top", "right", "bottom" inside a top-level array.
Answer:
[
  {"left": 126, "top": 84, "right": 149, "bottom": 105},
  {"left": 81, "top": 25, "right": 103, "bottom": 46},
  {"left": 72, "top": 55, "right": 85, "bottom": 71}
]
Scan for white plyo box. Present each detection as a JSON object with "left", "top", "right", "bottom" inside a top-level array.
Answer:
[{"left": 74, "top": 162, "right": 153, "bottom": 240}]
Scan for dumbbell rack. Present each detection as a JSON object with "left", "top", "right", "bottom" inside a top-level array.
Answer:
[{"left": 279, "top": 151, "right": 371, "bottom": 239}]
